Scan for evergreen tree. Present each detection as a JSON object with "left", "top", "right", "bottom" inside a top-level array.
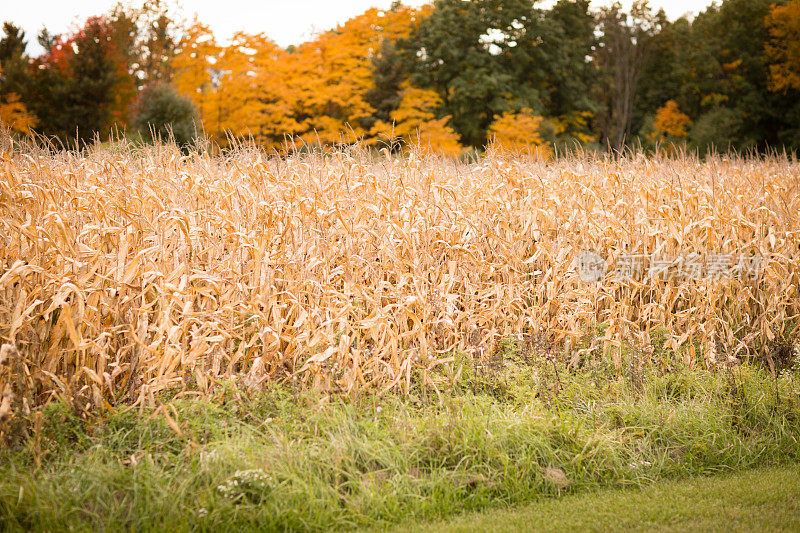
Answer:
[
  {"left": 37, "top": 29, "right": 58, "bottom": 52},
  {"left": 0, "top": 22, "right": 26, "bottom": 61},
  {"left": 132, "top": 82, "right": 198, "bottom": 147},
  {"left": 70, "top": 18, "right": 119, "bottom": 141},
  {"left": 0, "top": 24, "right": 36, "bottom": 134},
  {"left": 29, "top": 18, "right": 120, "bottom": 144},
  {"left": 0, "top": 23, "right": 30, "bottom": 101},
  {"left": 405, "top": 0, "right": 546, "bottom": 147},
  {"left": 365, "top": 39, "right": 405, "bottom": 129},
  {"left": 539, "top": 0, "right": 598, "bottom": 145},
  {"left": 26, "top": 30, "right": 70, "bottom": 141}
]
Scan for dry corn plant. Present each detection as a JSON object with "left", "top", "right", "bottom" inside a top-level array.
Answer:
[{"left": 0, "top": 136, "right": 798, "bottom": 420}]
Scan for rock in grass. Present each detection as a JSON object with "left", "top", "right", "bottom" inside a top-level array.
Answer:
[{"left": 543, "top": 467, "right": 570, "bottom": 490}]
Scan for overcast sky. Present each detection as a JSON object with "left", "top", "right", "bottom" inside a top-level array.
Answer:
[{"left": 6, "top": 0, "right": 716, "bottom": 55}]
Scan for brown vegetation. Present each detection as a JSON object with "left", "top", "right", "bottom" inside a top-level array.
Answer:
[{"left": 0, "top": 139, "right": 798, "bottom": 430}]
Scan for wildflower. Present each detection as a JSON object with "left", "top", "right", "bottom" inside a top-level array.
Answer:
[{"left": 216, "top": 469, "right": 275, "bottom": 502}]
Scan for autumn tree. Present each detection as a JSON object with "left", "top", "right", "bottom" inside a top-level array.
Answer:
[
  {"left": 172, "top": 4, "right": 431, "bottom": 148},
  {"left": 653, "top": 100, "right": 691, "bottom": 138},
  {"left": 0, "top": 64, "right": 36, "bottom": 133},
  {"left": 169, "top": 7, "right": 427, "bottom": 146},
  {"left": 488, "top": 108, "right": 552, "bottom": 156},
  {"left": 172, "top": 20, "right": 221, "bottom": 136},
  {"left": 281, "top": 5, "right": 427, "bottom": 145},
  {"left": 372, "top": 83, "right": 461, "bottom": 155},
  {"left": 642, "top": 99, "right": 691, "bottom": 149},
  {"left": 215, "top": 32, "right": 296, "bottom": 147},
  {"left": 766, "top": 0, "right": 800, "bottom": 93}
]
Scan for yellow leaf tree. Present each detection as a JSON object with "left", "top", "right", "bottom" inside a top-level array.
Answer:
[
  {"left": 551, "top": 111, "right": 596, "bottom": 145},
  {"left": 652, "top": 100, "right": 692, "bottom": 141},
  {"left": 169, "top": 6, "right": 431, "bottom": 148},
  {"left": 0, "top": 65, "right": 36, "bottom": 134},
  {"left": 280, "top": 5, "right": 429, "bottom": 145},
  {"left": 373, "top": 84, "right": 461, "bottom": 156},
  {"left": 215, "top": 32, "right": 299, "bottom": 147},
  {"left": 765, "top": 0, "right": 800, "bottom": 93},
  {"left": 172, "top": 20, "right": 222, "bottom": 138},
  {"left": 488, "top": 108, "right": 551, "bottom": 156}
]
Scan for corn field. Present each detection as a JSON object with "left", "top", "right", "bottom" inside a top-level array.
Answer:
[{"left": 1, "top": 138, "right": 799, "bottom": 424}]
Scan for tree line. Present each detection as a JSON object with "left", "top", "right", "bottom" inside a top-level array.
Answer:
[{"left": 1, "top": 0, "right": 798, "bottom": 154}]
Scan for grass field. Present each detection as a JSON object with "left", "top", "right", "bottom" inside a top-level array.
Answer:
[
  {"left": 1, "top": 361, "right": 799, "bottom": 531},
  {"left": 1, "top": 139, "right": 799, "bottom": 530}
]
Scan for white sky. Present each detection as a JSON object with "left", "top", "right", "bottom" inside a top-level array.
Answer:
[{"left": 5, "top": 0, "right": 716, "bottom": 55}]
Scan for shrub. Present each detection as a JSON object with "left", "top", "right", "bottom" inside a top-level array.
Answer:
[{"left": 132, "top": 83, "right": 199, "bottom": 147}]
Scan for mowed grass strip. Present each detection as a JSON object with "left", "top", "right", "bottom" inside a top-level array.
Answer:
[{"left": 397, "top": 464, "right": 800, "bottom": 533}]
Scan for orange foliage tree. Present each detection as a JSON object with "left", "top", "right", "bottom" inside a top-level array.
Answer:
[
  {"left": 171, "top": 6, "right": 429, "bottom": 148},
  {"left": 488, "top": 109, "right": 551, "bottom": 156},
  {"left": 0, "top": 69, "right": 35, "bottom": 134},
  {"left": 0, "top": 93, "right": 36, "bottom": 134},
  {"left": 551, "top": 111, "right": 597, "bottom": 145},
  {"left": 372, "top": 83, "right": 461, "bottom": 155},
  {"left": 281, "top": 5, "right": 428, "bottom": 145},
  {"left": 765, "top": 0, "right": 800, "bottom": 93},
  {"left": 172, "top": 21, "right": 222, "bottom": 137},
  {"left": 653, "top": 100, "right": 691, "bottom": 140},
  {"left": 0, "top": 65, "right": 36, "bottom": 133},
  {"left": 214, "top": 32, "right": 296, "bottom": 146}
]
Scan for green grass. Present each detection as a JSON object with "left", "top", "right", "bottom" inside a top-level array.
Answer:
[
  {"left": 1, "top": 361, "right": 799, "bottom": 531},
  {"left": 398, "top": 464, "right": 800, "bottom": 532}
]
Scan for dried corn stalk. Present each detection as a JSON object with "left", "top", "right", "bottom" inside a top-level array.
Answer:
[{"left": 0, "top": 141, "right": 798, "bottom": 412}]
